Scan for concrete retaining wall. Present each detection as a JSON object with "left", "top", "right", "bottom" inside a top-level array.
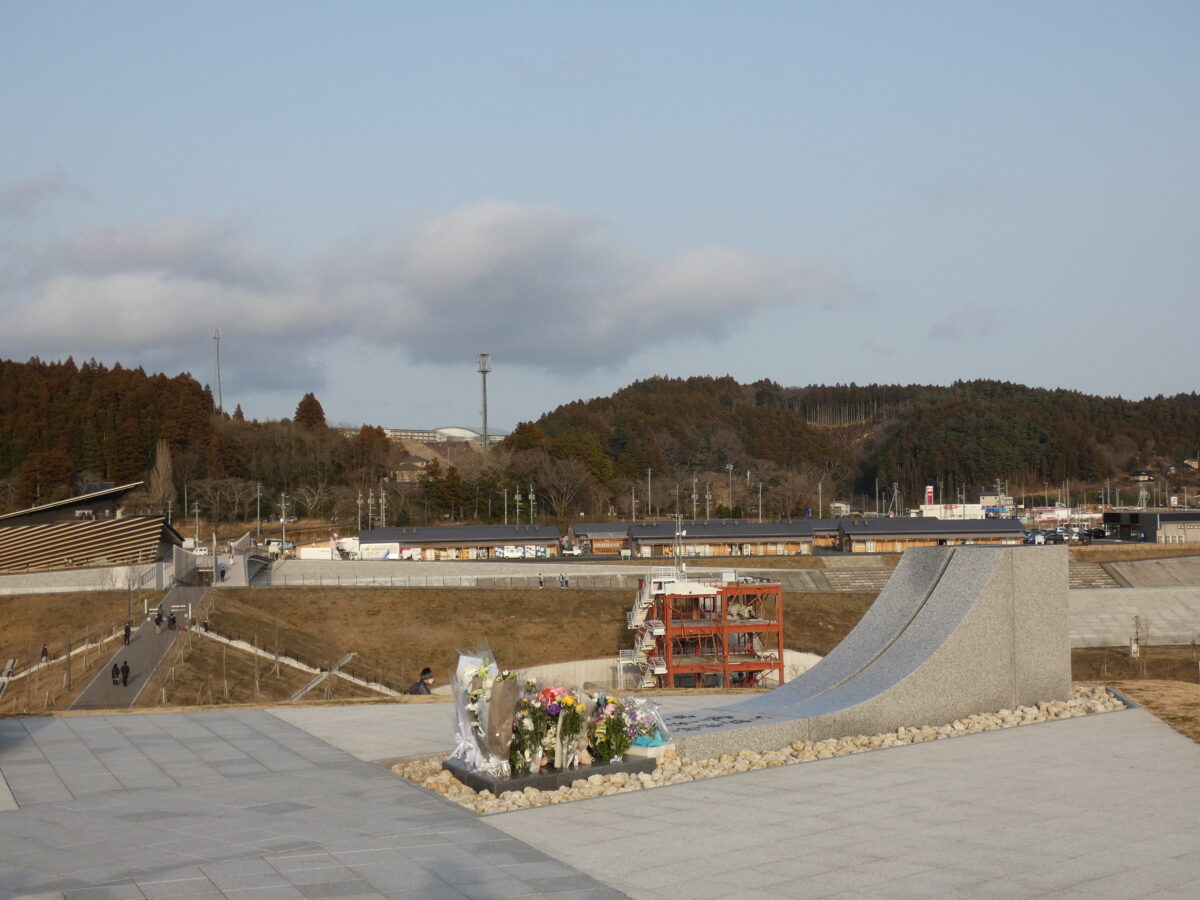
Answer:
[{"left": 0, "top": 563, "right": 163, "bottom": 596}]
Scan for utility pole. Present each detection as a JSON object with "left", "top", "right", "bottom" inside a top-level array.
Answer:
[
  {"left": 367, "top": 490, "right": 375, "bottom": 529},
  {"left": 356, "top": 491, "right": 363, "bottom": 531},
  {"left": 528, "top": 484, "right": 535, "bottom": 524},
  {"left": 193, "top": 502, "right": 199, "bottom": 544},
  {"left": 705, "top": 482, "right": 712, "bottom": 520},
  {"left": 647, "top": 469, "right": 652, "bottom": 521},
  {"left": 758, "top": 482, "right": 763, "bottom": 523},
  {"left": 280, "top": 492, "right": 287, "bottom": 545},
  {"left": 477, "top": 353, "right": 491, "bottom": 461},
  {"left": 212, "top": 328, "right": 223, "bottom": 413},
  {"left": 631, "top": 485, "right": 637, "bottom": 521},
  {"left": 256, "top": 482, "right": 262, "bottom": 541},
  {"left": 725, "top": 463, "right": 734, "bottom": 512},
  {"left": 503, "top": 487, "right": 508, "bottom": 525},
  {"left": 379, "top": 479, "right": 387, "bottom": 527},
  {"left": 691, "top": 475, "right": 698, "bottom": 521}
]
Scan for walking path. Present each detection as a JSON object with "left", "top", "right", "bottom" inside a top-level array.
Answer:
[
  {"left": 1, "top": 699, "right": 1198, "bottom": 898},
  {"left": 70, "top": 586, "right": 208, "bottom": 711}
]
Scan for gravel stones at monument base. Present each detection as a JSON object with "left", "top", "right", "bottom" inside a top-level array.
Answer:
[{"left": 394, "top": 685, "right": 1125, "bottom": 815}]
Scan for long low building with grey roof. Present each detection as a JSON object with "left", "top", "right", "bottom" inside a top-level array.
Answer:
[
  {"left": 358, "top": 524, "right": 561, "bottom": 560},
  {"left": 838, "top": 516, "right": 1024, "bottom": 553}
]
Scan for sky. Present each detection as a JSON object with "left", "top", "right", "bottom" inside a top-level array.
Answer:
[{"left": 2, "top": 1, "right": 1198, "bottom": 432}]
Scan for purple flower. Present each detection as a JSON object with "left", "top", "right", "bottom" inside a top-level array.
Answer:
[{"left": 547, "top": 702, "right": 561, "bottom": 715}]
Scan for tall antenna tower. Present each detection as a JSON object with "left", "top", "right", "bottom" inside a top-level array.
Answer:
[
  {"left": 477, "top": 352, "right": 491, "bottom": 460},
  {"left": 212, "top": 329, "right": 223, "bottom": 413}
]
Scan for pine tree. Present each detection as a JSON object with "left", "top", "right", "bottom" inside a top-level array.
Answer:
[{"left": 294, "top": 393, "right": 326, "bottom": 430}]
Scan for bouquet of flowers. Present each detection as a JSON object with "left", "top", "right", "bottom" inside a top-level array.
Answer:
[
  {"left": 537, "top": 686, "right": 587, "bottom": 770},
  {"left": 627, "top": 697, "right": 669, "bottom": 747},
  {"left": 587, "top": 692, "right": 635, "bottom": 763},
  {"left": 509, "top": 681, "right": 550, "bottom": 776}
]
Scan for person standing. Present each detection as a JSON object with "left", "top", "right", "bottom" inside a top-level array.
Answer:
[
  {"left": 111, "top": 663, "right": 120, "bottom": 685},
  {"left": 409, "top": 668, "right": 434, "bottom": 695},
  {"left": 124, "top": 623, "right": 131, "bottom": 645},
  {"left": 120, "top": 660, "right": 130, "bottom": 687},
  {"left": 41, "top": 644, "right": 49, "bottom": 663}
]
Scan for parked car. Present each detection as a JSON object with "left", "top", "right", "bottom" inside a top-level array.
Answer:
[
  {"left": 1043, "top": 532, "right": 1066, "bottom": 544},
  {"left": 1090, "top": 527, "right": 1107, "bottom": 539}
]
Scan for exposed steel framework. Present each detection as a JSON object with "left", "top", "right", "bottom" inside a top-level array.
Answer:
[{"left": 627, "top": 567, "right": 784, "bottom": 689}]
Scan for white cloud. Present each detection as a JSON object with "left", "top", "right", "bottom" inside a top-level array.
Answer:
[{"left": 0, "top": 196, "right": 855, "bottom": 390}]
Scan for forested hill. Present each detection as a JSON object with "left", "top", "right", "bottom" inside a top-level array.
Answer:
[
  {"left": 0, "top": 358, "right": 215, "bottom": 503},
  {"left": 509, "top": 376, "right": 1200, "bottom": 491},
  {"left": 2, "top": 358, "right": 1198, "bottom": 519}
]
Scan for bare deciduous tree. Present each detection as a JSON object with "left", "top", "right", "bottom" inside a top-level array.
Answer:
[
  {"left": 537, "top": 456, "right": 594, "bottom": 517},
  {"left": 295, "top": 482, "right": 331, "bottom": 519}
]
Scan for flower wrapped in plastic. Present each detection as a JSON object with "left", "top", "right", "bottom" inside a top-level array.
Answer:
[
  {"left": 509, "top": 680, "right": 549, "bottom": 776},
  {"left": 587, "top": 691, "right": 634, "bottom": 763},
  {"left": 448, "top": 649, "right": 513, "bottom": 777},
  {"left": 627, "top": 697, "right": 670, "bottom": 747}
]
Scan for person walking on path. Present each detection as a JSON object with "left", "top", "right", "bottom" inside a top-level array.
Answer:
[
  {"left": 120, "top": 661, "right": 130, "bottom": 687},
  {"left": 409, "top": 667, "right": 434, "bottom": 695},
  {"left": 111, "top": 663, "right": 120, "bottom": 685},
  {"left": 124, "top": 623, "right": 131, "bottom": 645},
  {"left": 538, "top": 574, "right": 544, "bottom": 589},
  {"left": 41, "top": 644, "right": 49, "bottom": 663}
]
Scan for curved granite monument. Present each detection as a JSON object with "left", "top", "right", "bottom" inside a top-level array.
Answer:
[{"left": 666, "top": 545, "right": 1071, "bottom": 759}]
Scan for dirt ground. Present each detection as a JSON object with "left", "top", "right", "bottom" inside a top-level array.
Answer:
[
  {"left": 1072, "top": 644, "right": 1200, "bottom": 685},
  {"left": 8, "top": 585, "right": 1200, "bottom": 746},
  {"left": 1072, "top": 645, "right": 1200, "bottom": 743},
  {"left": 133, "top": 630, "right": 381, "bottom": 708},
  {"left": 201, "top": 587, "right": 872, "bottom": 694},
  {"left": 1, "top": 643, "right": 119, "bottom": 715},
  {"left": 1104, "top": 680, "right": 1200, "bottom": 742},
  {"left": 0, "top": 591, "right": 166, "bottom": 714},
  {"left": 1071, "top": 546, "right": 1200, "bottom": 564},
  {"left": 0, "top": 590, "right": 163, "bottom": 668}
]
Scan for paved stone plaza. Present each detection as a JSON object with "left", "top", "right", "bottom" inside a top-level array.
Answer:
[{"left": 2, "top": 698, "right": 1199, "bottom": 899}]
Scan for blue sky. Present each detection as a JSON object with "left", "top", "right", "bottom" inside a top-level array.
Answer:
[{"left": 2, "top": 1, "right": 1197, "bottom": 431}]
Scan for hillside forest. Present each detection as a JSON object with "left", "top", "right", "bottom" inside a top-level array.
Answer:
[{"left": 2, "top": 358, "right": 1199, "bottom": 527}]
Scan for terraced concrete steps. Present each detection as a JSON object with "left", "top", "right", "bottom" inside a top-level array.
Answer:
[
  {"left": 1068, "top": 561, "right": 1121, "bottom": 589},
  {"left": 822, "top": 568, "right": 893, "bottom": 592}
]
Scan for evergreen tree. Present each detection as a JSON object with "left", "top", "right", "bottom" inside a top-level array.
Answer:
[{"left": 294, "top": 393, "right": 327, "bottom": 430}]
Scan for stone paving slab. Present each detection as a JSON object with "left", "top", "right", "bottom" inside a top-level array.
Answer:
[
  {"left": 1069, "top": 587, "right": 1200, "bottom": 646},
  {"left": 0, "top": 710, "right": 625, "bottom": 899},
  {"left": 5, "top": 697, "right": 1200, "bottom": 899},
  {"left": 488, "top": 705, "right": 1200, "bottom": 899}
]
